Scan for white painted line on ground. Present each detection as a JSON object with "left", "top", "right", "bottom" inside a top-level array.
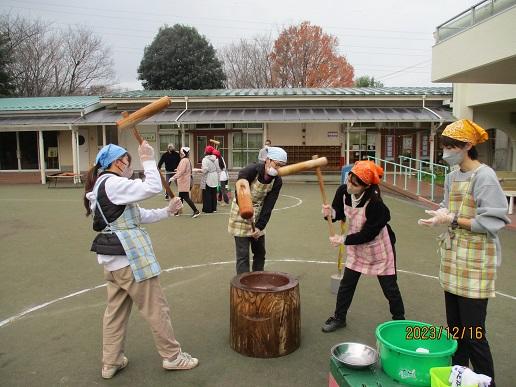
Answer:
[{"left": 1, "top": 259, "right": 514, "bottom": 329}]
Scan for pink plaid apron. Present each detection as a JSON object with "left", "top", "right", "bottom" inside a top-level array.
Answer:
[{"left": 344, "top": 202, "right": 395, "bottom": 275}]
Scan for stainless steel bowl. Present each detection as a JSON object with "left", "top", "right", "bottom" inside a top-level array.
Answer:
[{"left": 331, "top": 342, "right": 378, "bottom": 369}]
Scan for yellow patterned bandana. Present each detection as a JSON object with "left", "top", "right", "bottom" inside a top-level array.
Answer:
[{"left": 441, "top": 119, "right": 488, "bottom": 145}]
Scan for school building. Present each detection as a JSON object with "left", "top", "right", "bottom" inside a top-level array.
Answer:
[{"left": 0, "top": 87, "right": 461, "bottom": 184}]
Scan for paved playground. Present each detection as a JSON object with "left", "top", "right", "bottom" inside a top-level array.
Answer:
[{"left": 0, "top": 183, "right": 514, "bottom": 386}]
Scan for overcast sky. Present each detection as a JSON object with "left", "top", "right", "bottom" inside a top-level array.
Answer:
[{"left": 1, "top": 0, "right": 480, "bottom": 90}]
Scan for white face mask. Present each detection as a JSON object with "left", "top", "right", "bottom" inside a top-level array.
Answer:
[
  {"left": 442, "top": 148, "right": 465, "bottom": 166},
  {"left": 267, "top": 167, "right": 278, "bottom": 177},
  {"left": 121, "top": 166, "right": 133, "bottom": 178}
]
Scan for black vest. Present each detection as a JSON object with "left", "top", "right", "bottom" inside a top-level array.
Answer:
[{"left": 90, "top": 174, "right": 126, "bottom": 255}]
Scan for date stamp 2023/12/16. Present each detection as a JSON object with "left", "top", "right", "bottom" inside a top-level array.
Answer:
[{"left": 405, "top": 325, "right": 484, "bottom": 340}]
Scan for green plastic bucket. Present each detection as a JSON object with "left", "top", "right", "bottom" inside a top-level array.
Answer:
[{"left": 375, "top": 320, "right": 457, "bottom": 386}]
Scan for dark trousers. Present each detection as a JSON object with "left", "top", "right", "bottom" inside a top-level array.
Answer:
[
  {"left": 234, "top": 235, "right": 266, "bottom": 274},
  {"left": 178, "top": 191, "right": 198, "bottom": 213},
  {"left": 202, "top": 186, "right": 217, "bottom": 213},
  {"left": 165, "top": 172, "right": 175, "bottom": 198},
  {"left": 218, "top": 179, "right": 229, "bottom": 203},
  {"left": 334, "top": 268, "right": 405, "bottom": 321},
  {"left": 444, "top": 292, "right": 495, "bottom": 382}
]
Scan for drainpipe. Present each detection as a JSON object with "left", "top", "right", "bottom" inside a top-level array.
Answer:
[
  {"left": 39, "top": 130, "right": 46, "bottom": 184},
  {"left": 175, "top": 96, "right": 189, "bottom": 123},
  {"left": 422, "top": 94, "right": 444, "bottom": 171},
  {"left": 70, "top": 125, "right": 78, "bottom": 177}
]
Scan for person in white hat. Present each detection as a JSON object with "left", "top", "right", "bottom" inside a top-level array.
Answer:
[
  {"left": 83, "top": 141, "right": 198, "bottom": 379},
  {"left": 228, "top": 146, "right": 287, "bottom": 274},
  {"left": 171, "top": 147, "right": 200, "bottom": 218}
]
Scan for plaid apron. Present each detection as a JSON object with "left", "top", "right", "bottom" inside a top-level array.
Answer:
[
  {"left": 93, "top": 175, "right": 161, "bottom": 282},
  {"left": 344, "top": 201, "right": 395, "bottom": 275},
  {"left": 438, "top": 165, "right": 497, "bottom": 298},
  {"left": 228, "top": 178, "right": 274, "bottom": 236}
]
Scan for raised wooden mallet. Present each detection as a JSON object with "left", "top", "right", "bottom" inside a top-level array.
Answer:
[
  {"left": 116, "top": 96, "right": 175, "bottom": 198},
  {"left": 235, "top": 179, "right": 255, "bottom": 231},
  {"left": 277, "top": 157, "right": 328, "bottom": 176},
  {"left": 209, "top": 139, "right": 220, "bottom": 149}
]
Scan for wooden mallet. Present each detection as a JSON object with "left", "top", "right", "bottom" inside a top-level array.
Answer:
[
  {"left": 277, "top": 157, "right": 328, "bottom": 176},
  {"left": 116, "top": 96, "right": 175, "bottom": 198},
  {"left": 209, "top": 139, "right": 220, "bottom": 149},
  {"left": 235, "top": 179, "right": 255, "bottom": 231}
]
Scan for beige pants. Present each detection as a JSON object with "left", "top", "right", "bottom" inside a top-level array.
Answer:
[{"left": 102, "top": 266, "right": 181, "bottom": 366}]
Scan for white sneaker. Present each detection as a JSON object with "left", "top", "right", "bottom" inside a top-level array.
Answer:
[
  {"left": 102, "top": 356, "right": 128, "bottom": 379},
  {"left": 162, "top": 352, "right": 199, "bottom": 370}
]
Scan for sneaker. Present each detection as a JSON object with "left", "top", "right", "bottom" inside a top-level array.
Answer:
[
  {"left": 163, "top": 352, "right": 199, "bottom": 370},
  {"left": 192, "top": 211, "right": 200, "bottom": 218},
  {"left": 102, "top": 356, "right": 128, "bottom": 379},
  {"left": 174, "top": 213, "right": 180, "bottom": 216},
  {"left": 321, "top": 316, "right": 346, "bottom": 333}
]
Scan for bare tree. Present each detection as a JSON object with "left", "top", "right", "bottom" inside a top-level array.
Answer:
[
  {"left": 220, "top": 34, "right": 275, "bottom": 88},
  {"left": 0, "top": 14, "right": 114, "bottom": 96}
]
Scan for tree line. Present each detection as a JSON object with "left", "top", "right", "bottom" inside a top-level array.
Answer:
[{"left": 0, "top": 15, "right": 383, "bottom": 97}]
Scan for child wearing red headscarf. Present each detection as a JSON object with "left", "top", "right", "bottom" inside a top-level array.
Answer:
[{"left": 321, "top": 160, "right": 405, "bottom": 332}]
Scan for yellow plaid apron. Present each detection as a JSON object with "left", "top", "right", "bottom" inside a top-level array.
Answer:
[
  {"left": 439, "top": 166, "right": 497, "bottom": 298},
  {"left": 228, "top": 178, "right": 274, "bottom": 236}
]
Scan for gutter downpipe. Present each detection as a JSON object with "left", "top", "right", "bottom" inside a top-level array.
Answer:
[
  {"left": 422, "top": 95, "right": 446, "bottom": 201},
  {"left": 175, "top": 97, "right": 188, "bottom": 148},
  {"left": 38, "top": 130, "right": 46, "bottom": 184}
]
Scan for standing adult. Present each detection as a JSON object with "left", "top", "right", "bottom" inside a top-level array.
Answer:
[
  {"left": 214, "top": 149, "right": 230, "bottom": 206},
  {"left": 418, "top": 119, "right": 509, "bottom": 384},
  {"left": 158, "top": 143, "right": 181, "bottom": 200},
  {"left": 321, "top": 160, "right": 405, "bottom": 332},
  {"left": 83, "top": 142, "right": 198, "bottom": 379},
  {"left": 258, "top": 139, "right": 271, "bottom": 163},
  {"left": 171, "top": 147, "right": 200, "bottom": 218},
  {"left": 201, "top": 145, "right": 220, "bottom": 213},
  {"left": 228, "top": 147, "right": 287, "bottom": 274}
]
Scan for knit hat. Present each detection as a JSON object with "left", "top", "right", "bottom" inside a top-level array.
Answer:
[
  {"left": 350, "top": 160, "right": 383, "bottom": 185},
  {"left": 95, "top": 144, "right": 127, "bottom": 169},
  {"left": 205, "top": 145, "right": 215, "bottom": 154},
  {"left": 442, "top": 119, "right": 488, "bottom": 145},
  {"left": 212, "top": 149, "right": 221, "bottom": 158}
]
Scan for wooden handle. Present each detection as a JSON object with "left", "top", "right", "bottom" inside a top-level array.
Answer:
[
  {"left": 116, "top": 96, "right": 171, "bottom": 130},
  {"left": 277, "top": 157, "right": 328, "bottom": 176},
  {"left": 236, "top": 179, "right": 253, "bottom": 219},
  {"left": 312, "top": 155, "right": 335, "bottom": 236},
  {"left": 119, "top": 108, "right": 175, "bottom": 198}
]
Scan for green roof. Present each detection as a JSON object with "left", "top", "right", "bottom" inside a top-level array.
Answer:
[
  {"left": 103, "top": 87, "right": 452, "bottom": 99},
  {"left": 0, "top": 96, "right": 100, "bottom": 111}
]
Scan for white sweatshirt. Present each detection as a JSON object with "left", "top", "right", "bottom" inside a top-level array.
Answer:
[{"left": 88, "top": 160, "right": 168, "bottom": 271}]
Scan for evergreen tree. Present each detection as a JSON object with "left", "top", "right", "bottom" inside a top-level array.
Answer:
[{"left": 138, "top": 24, "right": 226, "bottom": 90}]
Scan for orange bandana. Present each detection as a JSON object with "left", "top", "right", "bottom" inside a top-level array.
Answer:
[
  {"left": 350, "top": 160, "right": 383, "bottom": 185},
  {"left": 441, "top": 119, "right": 488, "bottom": 145}
]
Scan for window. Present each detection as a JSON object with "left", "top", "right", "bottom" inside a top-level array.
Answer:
[
  {"left": 0, "top": 132, "right": 18, "bottom": 170},
  {"left": 0, "top": 131, "right": 59, "bottom": 171},
  {"left": 385, "top": 135, "right": 394, "bottom": 160},
  {"left": 158, "top": 126, "right": 189, "bottom": 153},
  {"left": 347, "top": 131, "right": 376, "bottom": 163},
  {"left": 232, "top": 132, "right": 263, "bottom": 167},
  {"left": 421, "top": 134, "right": 429, "bottom": 158}
]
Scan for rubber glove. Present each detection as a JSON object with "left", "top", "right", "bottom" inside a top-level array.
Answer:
[
  {"left": 166, "top": 197, "right": 183, "bottom": 216},
  {"left": 250, "top": 227, "right": 263, "bottom": 240},
  {"left": 418, "top": 208, "right": 454, "bottom": 227},
  {"left": 138, "top": 141, "right": 155, "bottom": 162},
  {"left": 321, "top": 204, "right": 335, "bottom": 219},
  {"left": 329, "top": 234, "right": 345, "bottom": 247},
  {"left": 449, "top": 365, "right": 492, "bottom": 387}
]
